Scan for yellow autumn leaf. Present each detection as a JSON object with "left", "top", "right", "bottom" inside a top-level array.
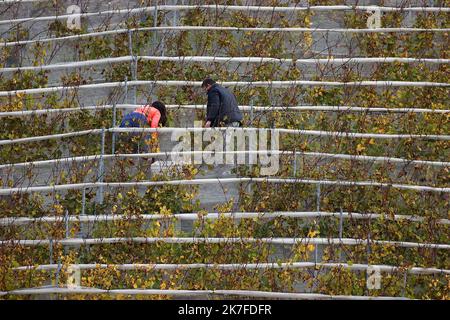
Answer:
[{"left": 307, "top": 230, "right": 319, "bottom": 238}]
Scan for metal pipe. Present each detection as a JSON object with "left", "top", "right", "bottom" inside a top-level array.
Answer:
[
  {"left": 2, "top": 126, "right": 449, "bottom": 147},
  {"left": 0, "top": 287, "right": 411, "bottom": 300},
  {"left": 1, "top": 80, "right": 449, "bottom": 97},
  {"left": 1, "top": 4, "right": 448, "bottom": 27},
  {"left": 2, "top": 56, "right": 450, "bottom": 74},
  {"left": 2, "top": 25, "right": 449, "bottom": 47},
  {"left": 12, "top": 262, "right": 449, "bottom": 275},
  {"left": 1, "top": 237, "right": 449, "bottom": 250},
  {"left": 0, "top": 177, "right": 448, "bottom": 195},
  {"left": 1, "top": 150, "right": 449, "bottom": 170},
  {"left": 1, "top": 211, "right": 448, "bottom": 226},
  {"left": 2, "top": 104, "right": 449, "bottom": 119}
]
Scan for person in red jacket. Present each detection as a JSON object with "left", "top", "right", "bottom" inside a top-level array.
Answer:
[{"left": 119, "top": 101, "right": 167, "bottom": 155}]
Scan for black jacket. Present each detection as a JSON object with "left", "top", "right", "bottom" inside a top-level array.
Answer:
[{"left": 206, "top": 84, "right": 243, "bottom": 127}]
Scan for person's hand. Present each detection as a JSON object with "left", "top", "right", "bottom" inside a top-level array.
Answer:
[{"left": 205, "top": 121, "right": 211, "bottom": 128}]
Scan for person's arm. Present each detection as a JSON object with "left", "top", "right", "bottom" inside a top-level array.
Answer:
[
  {"left": 150, "top": 111, "right": 161, "bottom": 129},
  {"left": 206, "top": 89, "right": 220, "bottom": 126}
]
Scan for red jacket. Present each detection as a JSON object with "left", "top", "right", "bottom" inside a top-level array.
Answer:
[{"left": 134, "top": 105, "right": 161, "bottom": 128}]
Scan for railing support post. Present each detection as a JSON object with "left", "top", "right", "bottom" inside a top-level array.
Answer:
[
  {"left": 316, "top": 183, "right": 321, "bottom": 212},
  {"left": 153, "top": 3, "right": 158, "bottom": 53},
  {"left": 128, "top": 30, "right": 137, "bottom": 105},
  {"left": 339, "top": 207, "right": 343, "bottom": 262},
  {"left": 80, "top": 187, "right": 87, "bottom": 237},
  {"left": 112, "top": 102, "right": 117, "bottom": 154},
  {"left": 96, "top": 128, "right": 105, "bottom": 205},
  {"left": 293, "top": 150, "right": 297, "bottom": 176}
]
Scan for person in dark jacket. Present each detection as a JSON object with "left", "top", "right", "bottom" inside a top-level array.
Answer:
[{"left": 202, "top": 78, "right": 243, "bottom": 128}]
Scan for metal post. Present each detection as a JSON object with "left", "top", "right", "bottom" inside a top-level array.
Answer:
[
  {"left": 150, "top": 83, "right": 156, "bottom": 103},
  {"left": 293, "top": 150, "right": 297, "bottom": 176},
  {"left": 65, "top": 209, "right": 69, "bottom": 238},
  {"left": 314, "top": 244, "right": 318, "bottom": 265},
  {"left": 64, "top": 208, "right": 69, "bottom": 256},
  {"left": 55, "top": 258, "right": 62, "bottom": 288},
  {"left": 365, "top": 226, "right": 371, "bottom": 296},
  {"left": 49, "top": 239, "right": 53, "bottom": 265},
  {"left": 80, "top": 187, "right": 86, "bottom": 237},
  {"left": 112, "top": 102, "right": 117, "bottom": 154},
  {"left": 81, "top": 188, "right": 86, "bottom": 215},
  {"left": 402, "top": 272, "right": 408, "bottom": 297},
  {"left": 97, "top": 128, "right": 105, "bottom": 205},
  {"left": 49, "top": 238, "right": 54, "bottom": 289},
  {"left": 153, "top": 2, "right": 158, "bottom": 53},
  {"left": 172, "top": 0, "right": 177, "bottom": 26},
  {"left": 133, "top": 58, "right": 138, "bottom": 106},
  {"left": 316, "top": 183, "right": 321, "bottom": 212},
  {"left": 339, "top": 207, "right": 343, "bottom": 262},
  {"left": 124, "top": 76, "right": 128, "bottom": 103},
  {"left": 314, "top": 182, "right": 321, "bottom": 288},
  {"left": 313, "top": 239, "right": 319, "bottom": 292},
  {"left": 128, "top": 30, "right": 137, "bottom": 106},
  {"left": 134, "top": 63, "right": 138, "bottom": 105},
  {"left": 128, "top": 29, "right": 133, "bottom": 60},
  {"left": 250, "top": 98, "right": 254, "bottom": 125},
  {"left": 160, "top": 0, "right": 167, "bottom": 57}
]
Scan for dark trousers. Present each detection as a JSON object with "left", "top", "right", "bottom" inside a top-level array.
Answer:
[{"left": 118, "top": 112, "right": 151, "bottom": 153}]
